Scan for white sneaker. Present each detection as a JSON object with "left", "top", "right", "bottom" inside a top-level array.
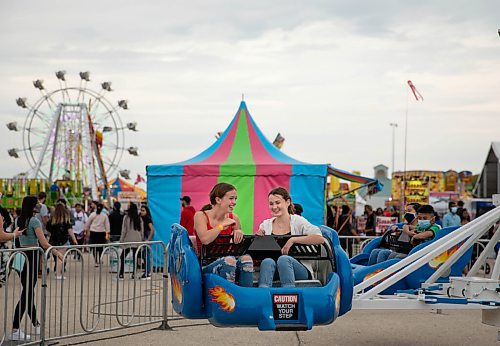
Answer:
[
  {"left": 10, "top": 329, "right": 31, "bottom": 341},
  {"left": 55, "top": 275, "right": 67, "bottom": 280},
  {"left": 33, "top": 324, "right": 41, "bottom": 335}
]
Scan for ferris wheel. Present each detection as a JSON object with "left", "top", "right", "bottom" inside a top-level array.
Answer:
[{"left": 6, "top": 70, "right": 138, "bottom": 198}]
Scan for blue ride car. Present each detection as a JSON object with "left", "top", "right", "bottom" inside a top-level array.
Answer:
[
  {"left": 350, "top": 225, "right": 473, "bottom": 295},
  {"left": 168, "top": 224, "right": 353, "bottom": 330}
]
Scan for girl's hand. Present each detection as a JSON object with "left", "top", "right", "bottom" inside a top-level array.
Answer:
[
  {"left": 281, "top": 238, "right": 295, "bottom": 255},
  {"left": 255, "top": 228, "right": 265, "bottom": 237},
  {"left": 13, "top": 227, "right": 23, "bottom": 238},
  {"left": 222, "top": 218, "right": 236, "bottom": 228},
  {"left": 233, "top": 229, "right": 244, "bottom": 244}
]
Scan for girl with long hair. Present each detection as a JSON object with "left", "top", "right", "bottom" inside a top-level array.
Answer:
[
  {"left": 256, "top": 187, "right": 324, "bottom": 288},
  {"left": 194, "top": 183, "right": 253, "bottom": 287},
  {"left": 46, "top": 203, "right": 77, "bottom": 279},
  {"left": 9, "top": 196, "right": 62, "bottom": 341},
  {"left": 118, "top": 203, "right": 144, "bottom": 279}
]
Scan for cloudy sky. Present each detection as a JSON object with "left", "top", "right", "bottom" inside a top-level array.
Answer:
[{"left": 1, "top": 1, "right": 499, "bottom": 184}]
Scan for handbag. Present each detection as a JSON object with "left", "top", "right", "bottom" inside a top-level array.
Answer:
[{"left": 11, "top": 236, "right": 25, "bottom": 273}]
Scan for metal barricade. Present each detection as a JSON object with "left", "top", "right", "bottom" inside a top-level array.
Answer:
[
  {"left": 0, "top": 241, "right": 170, "bottom": 345},
  {"left": 337, "top": 235, "right": 377, "bottom": 258},
  {"left": 1, "top": 247, "right": 45, "bottom": 345}
]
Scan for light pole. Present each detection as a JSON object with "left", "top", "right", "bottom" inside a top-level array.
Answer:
[{"left": 389, "top": 123, "right": 398, "bottom": 176}]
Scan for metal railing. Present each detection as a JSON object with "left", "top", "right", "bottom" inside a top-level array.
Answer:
[{"left": 0, "top": 241, "right": 169, "bottom": 345}]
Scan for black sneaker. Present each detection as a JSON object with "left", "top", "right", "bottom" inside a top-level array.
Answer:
[{"left": 140, "top": 274, "right": 151, "bottom": 280}]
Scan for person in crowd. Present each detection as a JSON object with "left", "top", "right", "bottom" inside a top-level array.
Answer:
[
  {"left": 458, "top": 208, "right": 471, "bottom": 225},
  {"left": 194, "top": 183, "right": 253, "bottom": 287},
  {"left": 434, "top": 211, "right": 443, "bottom": 227},
  {"left": 46, "top": 203, "right": 77, "bottom": 279},
  {"left": 368, "top": 204, "right": 441, "bottom": 265},
  {"left": 140, "top": 205, "right": 154, "bottom": 279},
  {"left": 443, "top": 201, "right": 461, "bottom": 228},
  {"left": 326, "top": 203, "right": 335, "bottom": 229},
  {"left": 256, "top": 187, "right": 324, "bottom": 288},
  {"left": 293, "top": 203, "right": 304, "bottom": 216},
  {"left": 118, "top": 203, "right": 144, "bottom": 280},
  {"left": 364, "top": 205, "right": 376, "bottom": 236},
  {"left": 57, "top": 198, "right": 75, "bottom": 225},
  {"left": 36, "top": 192, "right": 49, "bottom": 237},
  {"left": 72, "top": 203, "right": 88, "bottom": 259},
  {"left": 6, "top": 196, "right": 62, "bottom": 341},
  {"left": 391, "top": 207, "right": 400, "bottom": 219},
  {"left": 457, "top": 200, "right": 465, "bottom": 215},
  {"left": 85, "top": 203, "right": 110, "bottom": 267},
  {"left": 180, "top": 196, "right": 196, "bottom": 236},
  {"left": 406, "top": 203, "right": 421, "bottom": 214},
  {"left": 0, "top": 204, "right": 18, "bottom": 287},
  {"left": 375, "top": 207, "right": 384, "bottom": 216},
  {"left": 108, "top": 202, "right": 124, "bottom": 242},
  {"left": 336, "top": 204, "right": 358, "bottom": 257},
  {"left": 383, "top": 208, "right": 391, "bottom": 217}
]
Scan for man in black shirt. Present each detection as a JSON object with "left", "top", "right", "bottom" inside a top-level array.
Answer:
[{"left": 108, "top": 202, "right": 124, "bottom": 242}]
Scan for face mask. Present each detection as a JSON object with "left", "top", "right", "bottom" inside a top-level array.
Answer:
[
  {"left": 451, "top": 207, "right": 458, "bottom": 213},
  {"left": 417, "top": 220, "right": 431, "bottom": 228},
  {"left": 404, "top": 212, "right": 416, "bottom": 223}
]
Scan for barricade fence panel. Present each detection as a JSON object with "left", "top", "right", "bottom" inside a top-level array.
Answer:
[{"left": 0, "top": 241, "right": 169, "bottom": 345}]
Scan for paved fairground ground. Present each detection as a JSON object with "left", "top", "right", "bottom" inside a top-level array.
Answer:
[{"left": 53, "top": 309, "right": 496, "bottom": 346}]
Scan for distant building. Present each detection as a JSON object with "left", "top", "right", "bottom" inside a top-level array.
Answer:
[
  {"left": 362, "top": 164, "right": 392, "bottom": 210},
  {"left": 473, "top": 142, "right": 500, "bottom": 198}
]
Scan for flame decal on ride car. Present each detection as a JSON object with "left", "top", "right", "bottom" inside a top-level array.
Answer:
[
  {"left": 171, "top": 274, "right": 183, "bottom": 304},
  {"left": 335, "top": 287, "right": 341, "bottom": 316},
  {"left": 208, "top": 286, "right": 236, "bottom": 312},
  {"left": 429, "top": 244, "right": 460, "bottom": 269}
]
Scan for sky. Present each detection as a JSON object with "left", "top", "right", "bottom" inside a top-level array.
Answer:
[{"left": 1, "top": 0, "right": 499, "bottom": 185}]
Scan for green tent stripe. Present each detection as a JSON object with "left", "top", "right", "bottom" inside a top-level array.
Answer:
[{"left": 219, "top": 109, "right": 256, "bottom": 234}]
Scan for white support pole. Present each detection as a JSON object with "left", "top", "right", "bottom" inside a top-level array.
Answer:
[
  {"left": 467, "top": 224, "right": 500, "bottom": 277},
  {"left": 32, "top": 104, "right": 62, "bottom": 178},
  {"left": 490, "top": 243, "right": 500, "bottom": 280},
  {"left": 355, "top": 206, "right": 500, "bottom": 298}
]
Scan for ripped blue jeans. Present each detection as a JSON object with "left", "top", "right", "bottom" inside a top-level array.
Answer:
[{"left": 202, "top": 255, "right": 254, "bottom": 287}]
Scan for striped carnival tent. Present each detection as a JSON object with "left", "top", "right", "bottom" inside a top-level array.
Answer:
[{"left": 147, "top": 101, "right": 380, "bottom": 244}]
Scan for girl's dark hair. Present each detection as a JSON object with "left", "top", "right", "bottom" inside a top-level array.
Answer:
[
  {"left": 18, "top": 195, "right": 38, "bottom": 229},
  {"left": 96, "top": 203, "right": 104, "bottom": 215},
  {"left": 51, "top": 203, "right": 70, "bottom": 224},
  {"left": 128, "top": 203, "right": 141, "bottom": 231},
  {"left": 268, "top": 187, "right": 295, "bottom": 215},
  {"left": 201, "top": 182, "right": 236, "bottom": 211},
  {"left": 141, "top": 205, "right": 151, "bottom": 217}
]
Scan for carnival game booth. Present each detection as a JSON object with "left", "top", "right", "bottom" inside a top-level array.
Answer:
[
  {"left": 169, "top": 223, "right": 353, "bottom": 330},
  {"left": 350, "top": 226, "right": 474, "bottom": 294},
  {"left": 147, "top": 101, "right": 380, "bottom": 246}
]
